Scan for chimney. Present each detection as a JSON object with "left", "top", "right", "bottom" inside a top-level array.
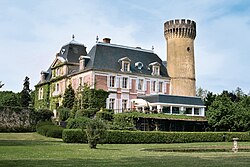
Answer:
[
  {"left": 79, "top": 56, "right": 85, "bottom": 71},
  {"left": 40, "top": 71, "right": 46, "bottom": 83},
  {"left": 103, "top": 38, "right": 111, "bottom": 43}
]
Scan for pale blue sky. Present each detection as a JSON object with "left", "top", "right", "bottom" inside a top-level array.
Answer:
[{"left": 0, "top": 0, "right": 250, "bottom": 93}]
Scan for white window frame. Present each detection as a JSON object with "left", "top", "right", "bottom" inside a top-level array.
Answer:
[
  {"left": 38, "top": 87, "right": 43, "bottom": 100},
  {"left": 137, "top": 79, "right": 144, "bottom": 91},
  {"left": 158, "top": 81, "right": 163, "bottom": 93},
  {"left": 122, "top": 77, "right": 128, "bottom": 89},
  {"left": 109, "top": 76, "right": 116, "bottom": 88},
  {"left": 152, "top": 66, "right": 160, "bottom": 76},
  {"left": 122, "top": 99, "right": 128, "bottom": 110},
  {"left": 109, "top": 98, "right": 115, "bottom": 109},
  {"left": 151, "top": 81, "right": 156, "bottom": 92}
]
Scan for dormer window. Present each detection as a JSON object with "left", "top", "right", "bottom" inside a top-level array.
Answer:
[
  {"left": 79, "top": 55, "right": 90, "bottom": 71},
  {"left": 118, "top": 57, "right": 131, "bottom": 72},
  {"left": 149, "top": 62, "right": 161, "bottom": 76}
]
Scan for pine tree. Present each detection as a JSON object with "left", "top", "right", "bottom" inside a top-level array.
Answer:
[
  {"left": 20, "top": 76, "right": 31, "bottom": 107},
  {"left": 62, "top": 84, "right": 75, "bottom": 109}
]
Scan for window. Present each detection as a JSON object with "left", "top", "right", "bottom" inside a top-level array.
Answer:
[
  {"left": 38, "top": 87, "right": 43, "bottom": 100},
  {"left": 122, "top": 77, "right": 128, "bottom": 88},
  {"left": 194, "top": 108, "right": 200, "bottom": 115},
  {"left": 109, "top": 76, "right": 115, "bottom": 87},
  {"left": 55, "top": 83, "right": 60, "bottom": 92},
  {"left": 158, "top": 82, "right": 163, "bottom": 92},
  {"left": 109, "top": 99, "right": 115, "bottom": 109},
  {"left": 124, "top": 62, "right": 129, "bottom": 72},
  {"left": 122, "top": 99, "right": 127, "bottom": 110},
  {"left": 162, "top": 106, "right": 170, "bottom": 114},
  {"left": 185, "top": 108, "right": 192, "bottom": 114},
  {"left": 118, "top": 57, "right": 131, "bottom": 72},
  {"left": 56, "top": 68, "right": 61, "bottom": 76},
  {"left": 79, "top": 77, "right": 83, "bottom": 86},
  {"left": 172, "top": 107, "right": 180, "bottom": 114},
  {"left": 151, "top": 81, "right": 156, "bottom": 92},
  {"left": 152, "top": 66, "right": 160, "bottom": 76},
  {"left": 138, "top": 79, "right": 144, "bottom": 90}
]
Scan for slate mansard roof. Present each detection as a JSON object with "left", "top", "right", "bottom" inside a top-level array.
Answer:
[
  {"left": 84, "top": 42, "right": 169, "bottom": 77},
  {"left": 37, "top": 40, "right": 169, "bottom": 85},
  {"left": 139, "top": 94, "right": 205, "bottom": 106}
]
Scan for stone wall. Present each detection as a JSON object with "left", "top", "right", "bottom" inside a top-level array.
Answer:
[{"left": 0, "top": 107, "right": 34, "bottom": 132}]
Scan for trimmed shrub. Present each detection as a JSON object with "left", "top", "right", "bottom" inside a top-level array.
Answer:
[
  {"left": 62, "top": 130, "right": 250, "bottom": 144},
  {"left": 62, "top": 129, "right": 87, "bottom": 143},
  {"left": 66, "top": 117, "right": 90, "bottom": 129},
  {"left": 36, "top": 121, "right": 64, "bottom": 138}
]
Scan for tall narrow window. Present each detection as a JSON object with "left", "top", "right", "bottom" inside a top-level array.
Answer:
[
  {"left": 109, "top": 99, "right": 115, "bottom": 109},
  {"left": 79, "top": 77, "right": 83, "bottom": 86},
  {"left": 151, "top": 81, "right": 156, "bottom": 92},
  {"left": 152, "top": 66, "right": 160, "bottom": 76},
  {"left": 158, "top": 82, "right": 163, "bottom": 93},
  {"left": 56, "top": 83, "right": 60, "bottom": 92},
  {"left": 109, "top": 76, "right": 115, "bottom": 87},
  {"left": 122, "top": 77, "right": 128, "bottom": 88},
  {"left": 124, "top": 62, "right": 129, "bottom": 72},
  {"left": 56, "top": 68, "right": 61, "bottom": 76},
  {"left": 38, "top": 87, "right": 43, "bottom": 100},
  {"left": 138, "top": 79, "right": 144, "bottom": 90},
  {"left": 122, "top": 99, "right": 127, "bottom": 110}
]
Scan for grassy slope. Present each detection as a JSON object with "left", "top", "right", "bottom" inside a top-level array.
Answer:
[{"left": 0, "top": 133, "right": 250, "bottom": 167}]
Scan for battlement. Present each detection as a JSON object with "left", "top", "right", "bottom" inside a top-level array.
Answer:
[{"left": 164, "top": 19, "right": 196, "bottom": 39}]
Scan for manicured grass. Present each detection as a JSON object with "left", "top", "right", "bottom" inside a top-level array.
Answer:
[{"left": 0, "top": 133, "right": 250, "bottom": 167}]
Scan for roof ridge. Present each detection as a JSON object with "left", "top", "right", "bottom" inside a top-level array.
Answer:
[{"left": 97, "top": 42, "right": 154, "bottom": 53}]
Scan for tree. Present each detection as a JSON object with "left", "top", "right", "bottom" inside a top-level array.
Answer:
[
  {"left": 204, "top": 91, "right": 216, "bottom": 110},
  {"left": 20, "top": 76, "right": 31, "bottom": 107},
  {"left": 62, "top": 84, "right": 75, "bottom": 109},
  {"left": 196, "top": 87, "right": 208, "bottom": 100},
  {"left": 207, "top": 95, "right": 234, "bottom": 131},
  {"left": 85, "top": 118, "right": 106, "bottom": 149},
  {"left": 0, "top": 91, "right": 20, "bottom": 107}
]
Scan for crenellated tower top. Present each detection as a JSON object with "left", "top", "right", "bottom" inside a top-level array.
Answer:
[{"left": 164, "top": 19, "right": 196, "bottom": 40}]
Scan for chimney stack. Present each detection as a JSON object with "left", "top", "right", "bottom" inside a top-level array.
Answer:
[{"left": 103, "top": 38, "right": 111, "bottom": 43}]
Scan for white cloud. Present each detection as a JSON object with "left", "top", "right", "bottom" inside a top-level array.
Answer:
[{"left": 0, "top": 0, "right": 250, "bottom": 93}]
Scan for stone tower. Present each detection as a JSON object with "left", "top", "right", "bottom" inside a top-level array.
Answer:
[{"left": 164, "top": 19, "right": 196, "bottom": 97}]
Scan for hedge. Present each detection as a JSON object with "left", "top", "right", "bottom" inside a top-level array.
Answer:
[
  {"left": 36, "top": 122, "right": 64, "bottom": 138},
  {"left": 62, "top": 129, "right": 87, "bottom": 143},
  {"left": 62, "top": 130, "right": 250, "bottom": 144}
]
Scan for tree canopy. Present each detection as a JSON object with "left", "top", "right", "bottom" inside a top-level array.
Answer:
[
  {"left": 20, "top": 76, "right": 31, "bottom": 107},
  {"left": 62, "top": 84, "right": 75, "bottom": 109}
]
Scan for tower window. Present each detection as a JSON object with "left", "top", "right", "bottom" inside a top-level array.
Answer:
[{"left": 187, "top": 47, "right": 190, "bottom": 52}]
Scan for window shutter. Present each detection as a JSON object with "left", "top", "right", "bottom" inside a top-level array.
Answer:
[
  {"left": 129, "top": 78, "right": 132, "bottom": 89},
  {"left": 107, "top": 75, "right": 110, "bottom": 88}
]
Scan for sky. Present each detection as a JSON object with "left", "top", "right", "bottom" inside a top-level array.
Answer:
[{"left": 0, "top": 0, "right": 250, "bottom": 94}]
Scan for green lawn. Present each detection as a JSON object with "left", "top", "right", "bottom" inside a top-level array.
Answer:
[{"left": 0, "top": 133, "right": 250, "bottom": 167}]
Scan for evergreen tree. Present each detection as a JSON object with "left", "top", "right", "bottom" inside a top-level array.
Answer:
[
  {"left": 62, "top": 84, "right": 75, "bottom": 109},
  {"left": 20, "top": 76, "right": 31, "bottom": 107}
]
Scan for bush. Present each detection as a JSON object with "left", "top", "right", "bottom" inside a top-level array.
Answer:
[
  {"left": 31, "top": 109, "right": 54, "bottom": 123},
  {"left": 57, "top": 107, "right": 71, "bottom": 121},
  {"left": 95, "top": 109, "right": 114, "bottom": 121},
  {"left": 36, "top": 121, "right": 64, "bottom": 138},
  {"left": 62, "top": 130, "right": 250, "bottom": 144},
  {"left": 66, "top": 117, "right": 90, "bottom": 129},
  {"left": 75, "top": 108, "right": 99, "bottom": 118},
  {"left": 111, "top": 114, "right": 135, "bottom": 130},
  {"left": 62, "top": 129, "right": 87, "bottom": 143},
  {"left": 86, "top": 119, "right": 107, "bottom": 148}
]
